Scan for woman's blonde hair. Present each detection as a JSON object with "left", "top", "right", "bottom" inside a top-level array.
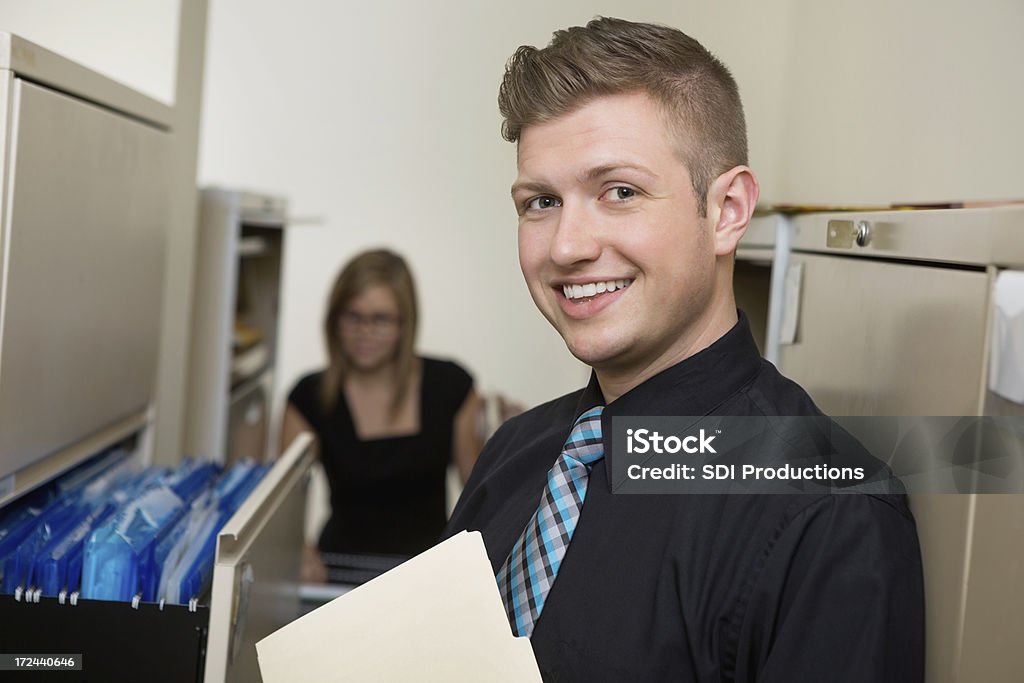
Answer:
[{"left": 321, "top": 249, "right": 418, "bottom": 417}]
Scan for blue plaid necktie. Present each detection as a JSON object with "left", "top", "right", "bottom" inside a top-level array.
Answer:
[{"left": 496, "top": 405, "right": 605, "bottom": 638}]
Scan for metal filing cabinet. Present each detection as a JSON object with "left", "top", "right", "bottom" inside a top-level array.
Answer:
[
  {"left": 0, "top": 34, "right": 310, "bottom": 682},
  {"left": 185, "top": 189, "right": 287, "bottom": 467},
  {"left": 775, "top": 206, "right": 1024, "bottom": 683}
]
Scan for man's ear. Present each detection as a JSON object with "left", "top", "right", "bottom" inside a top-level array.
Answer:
[{"left": 705, "top": 166, "right": 760, "bottom": 257}]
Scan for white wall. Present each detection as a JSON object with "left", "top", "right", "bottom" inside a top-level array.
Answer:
[
  {"left": 199, "top": 0, "right": 1024, "bottom": 417},
  {"left": 0, "top": 0, "right": 179, "bottom": 104}
]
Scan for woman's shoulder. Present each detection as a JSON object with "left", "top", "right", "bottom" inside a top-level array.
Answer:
[
  {"left": 420, "top": 356, "right": 473, "bottom": 402},
  {"left": 288, "top": 370, "right": 327, "bottom": 408},
  {"left": 421, "top": 356, "right": 472, "bottom": 382}
]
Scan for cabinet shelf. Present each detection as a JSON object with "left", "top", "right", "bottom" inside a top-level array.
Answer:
[
  {"left": 231, "top": 343, "right": 269, "bottom": 387},
  {"left": 237, "top": 235, "right": 269, "bottom": 258}
]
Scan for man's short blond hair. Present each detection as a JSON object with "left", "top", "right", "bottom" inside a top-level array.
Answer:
[{"left": 499, "top": 17, "right": 747, "bottom": 216}]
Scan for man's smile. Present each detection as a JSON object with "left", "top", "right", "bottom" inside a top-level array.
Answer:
[
  {"left": 560, "top": 278, "right": 633, "bottom": 303},
  {"left": 550, "top": 276, "right": 634, "bottom": 321}
]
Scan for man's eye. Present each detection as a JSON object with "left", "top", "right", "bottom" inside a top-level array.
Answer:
[
  {"left": 603, "top": 186, "right": 637, "bottom": 202},
  {"left": 526, "top": 196, "right": 561, "bottom": 210}
]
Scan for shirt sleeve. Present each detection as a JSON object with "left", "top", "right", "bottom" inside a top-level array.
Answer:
[
  {"left": 732, "top": 494, "right": 925, "bottom": 682},
  {"left": 287, "top": 372, "right": 322, "bottom": 428},
  {"left": 434, "top": 359, "right": 474, "bottom": 412}
]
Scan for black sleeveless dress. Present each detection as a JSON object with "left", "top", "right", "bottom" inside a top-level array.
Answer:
[{"left": 287, "top": 357, "right": 473, "bottom": 556}]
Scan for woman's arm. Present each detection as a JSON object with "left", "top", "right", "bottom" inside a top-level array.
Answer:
[
  {"left": 452, "top": 388, "right": 483, "bottom": 484},
  {"left": 280, "top": 402, "right": 315, "bottom": 456},
  {"left": 280, "top": 402, "right": 327, "bottom": 582}
]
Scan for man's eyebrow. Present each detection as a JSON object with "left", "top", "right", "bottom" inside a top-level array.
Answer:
[
  {"left": 510, "top": 180, "right": 552, "bottom": 198},
  {"left": 510, "top": 163, "right": 656, "bottom": 197},
  {"left": 579, "top": 163, "right": 656, "bottom": 183}
]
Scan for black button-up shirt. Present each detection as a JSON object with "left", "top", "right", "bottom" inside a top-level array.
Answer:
[{"left": 445, "top": 315, "right": 924, "bottom": 682}]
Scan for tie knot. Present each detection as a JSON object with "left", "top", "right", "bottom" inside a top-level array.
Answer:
[{"left": 563, "top": 406, "right": 605, "bottom": 466}]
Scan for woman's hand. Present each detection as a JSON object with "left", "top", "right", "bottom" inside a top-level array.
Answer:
[
  {"left": 301, "top": 543, "right": 328, "bottom": 584},
  {"left": 453, "top": 388, "right": 483, "bottom": 484}
]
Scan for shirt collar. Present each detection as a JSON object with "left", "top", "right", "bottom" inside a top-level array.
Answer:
[{"left": 574, "top": 310, "right": 763, "bottom": 419}]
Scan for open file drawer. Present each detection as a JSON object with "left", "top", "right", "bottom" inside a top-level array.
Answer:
[{"left": 0, "top": 433, "right": 314, "bottom": 682}]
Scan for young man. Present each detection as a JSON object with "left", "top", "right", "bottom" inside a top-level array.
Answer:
[{"left": 446, "top": 17, "right": 924, "bottom": 681}]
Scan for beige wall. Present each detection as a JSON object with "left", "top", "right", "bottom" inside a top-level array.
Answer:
[
  {"left": 663, "top": 1, "right": 798, "bottom": 207},
  {"left": 775, "top": 0, "right": 1024, "bottom": 205}
]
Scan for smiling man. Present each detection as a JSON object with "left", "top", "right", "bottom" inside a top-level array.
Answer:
[
  {"left": 446, "top": 17, "right": 923, "bottom": 682},
  {"left": 513, "top": 89, "right": 746, "bottom": 402}
]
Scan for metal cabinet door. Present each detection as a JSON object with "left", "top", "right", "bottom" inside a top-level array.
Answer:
[
  {"left": 0, "top": 78, "right": 168, "bottom": 480},
  {"left": 776, "top": 252, "right": 1001, "bottom": 683},
  {"left": 778, "top": 252, "right": 991, "bottom": 416}
]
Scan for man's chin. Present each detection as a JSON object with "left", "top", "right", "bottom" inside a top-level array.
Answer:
[{"left": 562, "top": 336, "right": 628, "bottom": 369}]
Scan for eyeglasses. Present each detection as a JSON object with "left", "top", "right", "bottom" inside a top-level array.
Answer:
[{"left": 339, "top": 311, "right": 401, "bottom": 336}]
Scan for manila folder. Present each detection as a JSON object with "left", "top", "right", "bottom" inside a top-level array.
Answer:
[{"left": 256, "top": 530, "right": 542, "bottom": 681}]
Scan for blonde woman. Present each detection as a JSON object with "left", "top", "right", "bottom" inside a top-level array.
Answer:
[{"left": 281, "top": 249, "right": 479, "bottom": 577}]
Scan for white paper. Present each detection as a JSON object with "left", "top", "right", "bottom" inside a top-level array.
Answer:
[
  {"left": 780, "top": 262, "right": 803, "bottom": 345},
  {"left": 990, "top": 270, "right": 1024, "bottom": 403},
  {"left": 256, "top": 531, "right": 542, "bottom": 682}
]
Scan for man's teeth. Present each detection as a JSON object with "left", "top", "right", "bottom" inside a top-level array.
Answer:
[{"left": 562, "top": 279, "right": 632, "bottom": 300}]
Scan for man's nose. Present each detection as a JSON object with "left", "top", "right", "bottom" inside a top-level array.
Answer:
[{"left": 550, "top": 202, "right": 601, "bottom": 267}]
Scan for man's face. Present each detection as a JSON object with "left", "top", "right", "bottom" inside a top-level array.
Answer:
[{"left": 514, "top": 91, "right": 720, "bottom": 381}]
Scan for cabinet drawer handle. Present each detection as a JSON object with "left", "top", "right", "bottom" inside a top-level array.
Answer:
[
  {"left": 856, "top": 220, "right": 872, "bottom": 247},
  {"left": 827, "top": 219, "right": 873, "bottom": 249}
]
